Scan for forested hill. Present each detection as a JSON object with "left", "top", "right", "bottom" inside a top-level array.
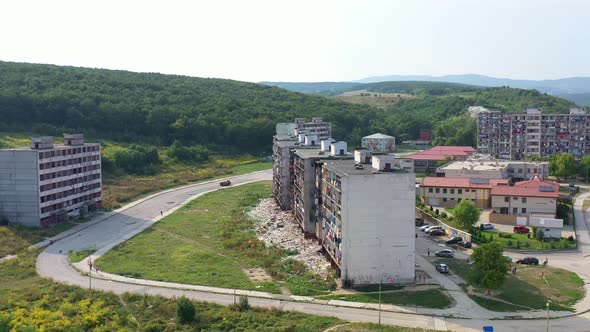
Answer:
[
  {"left": 0, "top": 61, "right": 387, "bottom": 151},
  {"left": 0, "top": 61, "right": 579, "bottom": 151}
]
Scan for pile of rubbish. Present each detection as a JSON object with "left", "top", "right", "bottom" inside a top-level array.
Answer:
[{"left": 249, "top": 198, "right": 331, "bottom": 278}]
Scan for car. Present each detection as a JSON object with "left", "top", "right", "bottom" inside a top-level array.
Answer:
[
  {"left": 516, "top": 257, "right": 539, "bottom": 265},
  {"left": 415, "top": 218, "right": 424, "bottom": 226},
  {"left": 457, "top": 240, "right": 472, "bottom": 248},
  {"left": 419, "top": 225, "right": 431, "bottom": 232},
  {"left": 435, "top": 263, "right": 449, "bottom": 273},
  {"left": 513, "top": 225, "right": 530, "bottom": 234},
  {"left": 503, "top": 255, "right": 513, "bottom": 262},
  {"left": 429, "top": 229, "right": 445, "bottom": 236},
  {"left": 425, "top": 226, "right": 443, "bottom": 234},
  {"left": 446, "top": 237, "right": 463, "bottom": 245},
  {"left": 435, "top": 249, "right": 454, "bottom": 258},
  {"left": 480, "top": 223, "right": 494, "bottom": 230},
  {"left": 219, "top": 180, "right": 231, "bottom": 187}
]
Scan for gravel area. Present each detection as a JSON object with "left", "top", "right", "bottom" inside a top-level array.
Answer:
[{"left": 249, "top": 198, "right": 331, "bottom": 278}]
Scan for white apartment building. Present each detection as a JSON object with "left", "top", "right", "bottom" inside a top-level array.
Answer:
[
  {"left": 0, "top": 134, "right": 102, "bottom": 227},
  {"left": 361, "top": 133, "right": 396, "bottom": 153},
  {"left": 320, "top": 159, "right": 415, "bottom": 286}
]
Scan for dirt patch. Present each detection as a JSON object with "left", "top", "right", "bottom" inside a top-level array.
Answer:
[{"left": 242, "top": 267, "right": 273, "bottom": 283}]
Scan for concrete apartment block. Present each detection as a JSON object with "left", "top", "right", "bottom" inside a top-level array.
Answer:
[
  {"left": 362, "top": 133, "right": 396, "bottom": 153},
  {"left": 321, "top": 160, "right": 416, "bottom": 286},
  {"left": 0, "top": 135, "right": 102, "bottom": 227}
]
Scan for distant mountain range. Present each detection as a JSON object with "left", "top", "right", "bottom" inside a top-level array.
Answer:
[{"left": 262, "top": 74, "right": 590, "bottom": 105}]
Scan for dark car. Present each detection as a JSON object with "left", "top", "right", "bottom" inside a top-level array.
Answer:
[
  {"left": 435, "top": 249, "right": 454, "bottom": 258},
  {"left": 457, "top": 240, "right": 472, "bottom": 248},
  {"left": 429, "top": 229, "right": 445, "bottom": 236},
  {"left": 446, "top": 237, "right": 463, "bottom": 245},
  {"left": 513, "top": 225, "right": 530, "bottom": 234},
  {"left": 435, "top": 263, "right": 449, "bottom": 273},
  {"left": 220, "top": 180, "right": 231, "bottom": 187},
  {"left": 415, "top": 218, "right": 424, "bottom": 226},
  {"left": 516, "top": 257, "right": 539, "bottom": 265}
]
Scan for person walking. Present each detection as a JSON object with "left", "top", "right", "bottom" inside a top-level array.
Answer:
[{"left": 427, "top": 248, "right": 430, "bottom": 256}]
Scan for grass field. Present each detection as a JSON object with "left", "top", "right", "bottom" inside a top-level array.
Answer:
[
  {"left": 333, "top": 89, "right": 415, "bottom": 109},
  {"left": 1, "top": 250, "right": 437, "bottom": 332},
  {"left": 319, "top": 289, "right": 452, "bottom": 309},
  {"left": 0, "top": 222, "right": 82, "bottom": 257},
  {"left": 96, "top": 181, "right": 334, "bottom": 296},
  {"left": 68, "top": 249, "right": 96, "bottom": 263},
  {"left": 437, "top": 258, "right": 584, "bottom": 311}
]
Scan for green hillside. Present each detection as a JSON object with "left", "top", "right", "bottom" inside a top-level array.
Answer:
[{"left": 361, "top": 81, "right": 482, "bottom": 95}]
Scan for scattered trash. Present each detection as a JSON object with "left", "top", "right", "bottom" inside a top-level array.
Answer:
[{"left": 249, "top": 198, "right": 331, "bottom": 278}]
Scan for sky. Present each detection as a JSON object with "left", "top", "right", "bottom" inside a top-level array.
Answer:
[{"left": 2, "top": 0, "right": 590, "bottom": 82}]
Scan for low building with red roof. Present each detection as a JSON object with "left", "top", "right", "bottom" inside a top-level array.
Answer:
[
  {"left": 490, "top": 175, "right": 559, "bottom": 225},
  {"left": 401, "top": 146, "right": 476, "bottom": 173},
  {"left": 419, "top": 176, "right": 509, "bottom": 208}
]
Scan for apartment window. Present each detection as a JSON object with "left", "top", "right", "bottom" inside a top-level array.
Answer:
[
  {"left": 527, "top": 169, "right": 531, "bottom": 174},
  {"left": 435, "top": 188, "right": 440, "bottom": 193},
  {"left": 443, "top": 189, "right": 447, "bottom": 194},
  {"left": 522, "top": 197, "right": 527, "bottom": 203},
  {"left": 450, "top": 198, "right": 455, "bottom": 201},
  {"left": 522, "top": 208, "right": 527, "bottom": 214},
  {"left": 513, "top": 197, "right": 518, "bottom": 200},
  {"left": 518, "top": 169, "right": 523, "bottom": 173},
  {"left": 450, "top": 189, "right": 455, "bottom": 194},
  {"left": 428, "top": 188, "right": 433, "bottom": 193},
  {"left": 443, "top": 198, "right": 447, "bottom": 202},
  {"left": 458, "top": 189, "right": 462, "bottom": 194},
  {"left": 513, "top": 207, "right": 518, "bottom": 214},
  {"left": 504, "top": 197, "right": 509, "bottom": 202}
]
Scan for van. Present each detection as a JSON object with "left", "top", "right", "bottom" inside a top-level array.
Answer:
[{"left": 425, "top": 226, "right": 443, "bottom": 234}]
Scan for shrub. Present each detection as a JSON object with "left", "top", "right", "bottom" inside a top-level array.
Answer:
[
  {"left": 176, "top": 296, "right": 196, "bottom": 325},
  {"left": 568, "top": 235, "right": 575, "bottom": 242},
  {"left": 516, "top": 240, "right": 521, "bottom": 249},
  {"left": 434, "top": 209, "right": 439, "bottom": 216},
  {"left": 441, "top": 212, "right": 447, "bottom": 218},
  {"left": 524, "top": 241, "right": 530, "bottom": 248},
  {"left": 238, "top": 296, "right": 250, "bottom": 311},
  {"left": 429, "top": 206, "right": 434, "bottom": 212},
  {"left": 448, "top": 216, "right": 454, "bottom": 221},
  {"left": 143, "top": 320, "right": 167, "bottom": 332},
  {"left": 506, "top": 240, "right": 513, "bottom": 247}
]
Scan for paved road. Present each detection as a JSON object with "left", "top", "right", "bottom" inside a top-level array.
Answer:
[{"left": 36, "top": 171, "right": 590, "bottom": 331}]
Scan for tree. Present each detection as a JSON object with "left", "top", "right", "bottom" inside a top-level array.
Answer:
[
  {"left": 579, "top": 155, "right": 590, "bottom": 181},
  {"left": 175, "top": 296, "right": 196, "bottom": 325},
  {"left": 469, "top": 242, "right": 508, "bottom": 294},
  {"left": 550, "top": 153, "right": 577, "bottom": 180},
  {"left": 453, "top": 199, "right": 481, "bottom": 230}
]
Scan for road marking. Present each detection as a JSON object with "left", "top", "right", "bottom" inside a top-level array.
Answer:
[{"left": 433, "top": 316, "right": 447, "bottom": 331}]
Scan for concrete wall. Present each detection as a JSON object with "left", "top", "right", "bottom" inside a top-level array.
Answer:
[
  {"left": 341, "top": 172, "right": 416, "bottom": 285},
  {"left": 0, "top": 150, "right": 40, "bottom": 227}
]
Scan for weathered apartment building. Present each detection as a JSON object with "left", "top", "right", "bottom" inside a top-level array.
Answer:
[
  {"left": 477, "top": 108, "right": 590, "bottom": 160},
  {"left": 273, "top": 124, "right": 416, "bottom": 286},
  {"left": 0, "top": 134, "right": 102, "bottom": 227},
  {"left": 272, "top": 118, "right": 332, "bottom": 210}
]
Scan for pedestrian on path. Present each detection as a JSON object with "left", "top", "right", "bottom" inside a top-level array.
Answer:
[
  {"left": 160, "top": 210, "right": 163, "bottom": 216},
  {"left": 427, "top": 248, "right": 430, "bottom": 256}
]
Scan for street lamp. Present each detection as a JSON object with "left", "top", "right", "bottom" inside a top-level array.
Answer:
[
  {"left": 546, "top": 300, "right": 551, "bottom": 332},
  {"left": 377, "top": 237, "right": 383, "bottom": 326}
]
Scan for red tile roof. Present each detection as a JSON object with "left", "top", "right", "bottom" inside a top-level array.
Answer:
[
  {"left": 420, "top": 177, "right": 509, "bottom": 189},
  {"left": 403, "top": 146, "right": 476, "bottom": 161},
  {"left": 491, "top": 175, "right": 559, "bottom": 198}
]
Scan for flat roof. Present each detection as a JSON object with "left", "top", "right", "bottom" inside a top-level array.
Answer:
[
  {"left": 440, "top": 160, "right": 509, "bottom": 172},
  {"left": 322, "top": 159, "right": 407, "bottom": 176},
  {"left": 421, "top": 177, "right": 509, "bottom": 189},
  {"left": 403, "top": 146, "right": 476, "bottom": 161},
  {"left": 294, "top": 149, "right": 352, "bottom": 159},
  {"left": 1, "top": 143, "right": 99, "bottom": 152}
]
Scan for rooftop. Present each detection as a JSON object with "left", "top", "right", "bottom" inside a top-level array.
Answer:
[
  {"left": 491, "top": 175, "right": 559, "bottom": 198},
  {"left": 439, "top": 160, "right": 510, "bottom": 172},
  {"left": 403, "top": 146, "right": 476, "bottom": 161},
  {"left": 322, "top": 159, "right": 407, "bottom": 176},
  {"left": 294, "top": 148, "right": 353, "bottom": 159},
  {"left": 420, "top": 177, "right": 509, "bottom": 189},
  {"left": 363, "top": 133, "right": 394, "bottom": 139}
]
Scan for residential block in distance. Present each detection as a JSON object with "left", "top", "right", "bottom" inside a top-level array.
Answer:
[{"left": 0, "top": 134, "right": 102, "bottom": 227}]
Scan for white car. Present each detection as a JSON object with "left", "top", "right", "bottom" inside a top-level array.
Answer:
[
  {"left": 481, "top": 223, "right": 494, "bottom": 230},
  {"left": 419, "top": 225, "right": 431, "bottom": 232},
  {"left": 425, "top": 226, "right": 443, "bottom": 234}
]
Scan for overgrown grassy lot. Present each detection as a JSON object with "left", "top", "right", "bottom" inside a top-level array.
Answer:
[
  {"left": 1, "top": 250, "right": 438, "bottom": 332},
  {"left": 0, "top": 223, "right": 82, "bottom": 257},
  {"left": 319, "top": 289, "right": 452, "bottom": 309},
  {"left": 437, "top": 258, "right": 584, "bottom": 311},
  {"left": 97, "top": 181, "right": 334, "bottom": 296},
  {"left": 68, "top": 249, "right": 96, "bottom": 263}
]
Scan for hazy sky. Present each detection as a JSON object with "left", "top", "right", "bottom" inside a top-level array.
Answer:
[{"left": 2, "top": 0, "right": 590, "bottom": 82}]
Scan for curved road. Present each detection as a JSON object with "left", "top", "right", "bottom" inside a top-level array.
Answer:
[{"left": 36, "top": 171, "right": 590, "bottom": 331}]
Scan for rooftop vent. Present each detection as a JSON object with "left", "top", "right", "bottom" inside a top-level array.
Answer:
[
  {"left": 469, "top": 178, "right": 490, "bottom": 184},
  {"left": 539, "top": 185, "right": 555, "bottom": 192}
]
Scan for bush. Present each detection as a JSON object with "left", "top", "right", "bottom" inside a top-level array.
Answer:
[
  {"left": 238, "top": 296, "right": 250, "bottom": 311},
  {"left": 142, "top": 320, "right": 167, "bottom": 332},
  {"left": 176, "top": 296, "right": 196, "bottom": 325},
  {"left": 167, "top": 140, "right": 209, "bottom": 163},
  {"left": 524, "top": 241, "right": 530, "bottom": 248},
  {"left": 506, "top": 240, "right": 513, "bottom": 247},
  {"left": 441, "top": 212, "right": 447, "bottom": 218},
  {"left": 516, "top": 240, "right": 521, "bottom": 249},
  {"left": 568, "top": 235, "right": 575, "bottom": 242},
  {"left": 429, "top": 206, "right": 434, "bottom": 212}
]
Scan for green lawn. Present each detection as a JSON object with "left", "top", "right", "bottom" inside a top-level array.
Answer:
[
  {"left": 437, "top": 258, "right": 583, "bottom": 311},
  {"left": 2, "top": 250, "right": 438, "bottom": 332},
  {"left": 68, "top": 249, "right": 96, "bottom": 263},
  {"left": 476, "top": 230, "right": 576, "bottom": 251},
  {"left": 96, "top": 181, "right": 334, "bottom": 296},
  {"left": 319, "top": 289, "right": 452, "bottom": 309}
]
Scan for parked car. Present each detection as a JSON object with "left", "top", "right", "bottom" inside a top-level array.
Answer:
[
  {"left": 435, "top": 249, "right": 454, "bottom": 258},
  {"left": 219, "top": 180, "right": 231, "bottom": 187},
  {"left": 516, "top": 257, "right": 539, "bottom": 265},
  {"left": 435, "top": 263, "right": 449, "bottom": 273},
  {"left": 425, "top": 226, "right": 443, "bottom": 234},
  {"left": 446, "top": 237, "right": 463, "bottom": 245},
  {"left": 457, "top": 240, "right": 472, "bottom": 248},
  {"left": 415, "top": 218, "right": 424, "bottom": 226},
  {"left": 419, "top": 225, "right": 431, "bottom": 232},
  {"left": 429, "top": 229, "right": 445, "bottom": 236},
  {"left": 481, "top": 223, "right": 494, "bottom": 230},
  {"left": 513, "top": 225, "right": 530, "bottom": 234}
]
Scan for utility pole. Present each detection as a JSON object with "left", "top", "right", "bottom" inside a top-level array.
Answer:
[
  {"left": 546, "top": 301, "right": 550, "bottom": 332},
  {"left": 88, "top": 259, "right": 93, "bottom": 290},
  {"left": 378, "top": 237, "right": 382, "bottom": 326}
]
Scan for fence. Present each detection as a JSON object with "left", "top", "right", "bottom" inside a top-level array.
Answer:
[{"left": 416, "top": 208, "right": 472, "bottom": 242}]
